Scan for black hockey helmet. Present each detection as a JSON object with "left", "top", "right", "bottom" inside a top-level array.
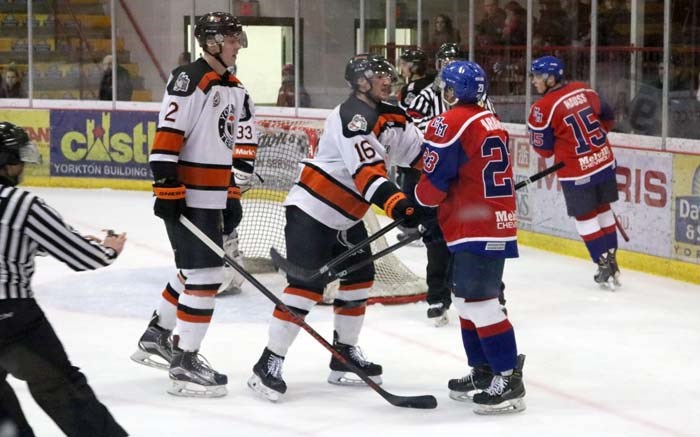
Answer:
[
  {"left": 0, "top": 121, "right": 41, "bottom": 167},
  {"left": 399, "top": 48, "right": 428, "bottom": 75},
  {"left": 436, "top": 42, "right": 464, "bottom": 71},
  {"left": 345, "top": 54, "right": 396, "bottom": 90},
  {"left": 195, "top": 12, "right": 247, "bottom": 49}
]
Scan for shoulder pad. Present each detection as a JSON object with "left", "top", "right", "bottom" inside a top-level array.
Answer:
[
  {"left": 166, "top": 59, "right": 209, "bottom": 97},
  {"left": 339, "top": 95, "right": 379, "bottom": 138}
]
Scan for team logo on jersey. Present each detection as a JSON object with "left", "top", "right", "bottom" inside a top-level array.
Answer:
[
  {"left": 213, "top": 91, "right": 221, "bottom": 108},
  {"left": 173, "top": 72, "right": 190, "bottom": 92},
  {"left": 533, "top": 106, "right": 543, "bottom": 123},
  {"left": 347, "top": 114, "right": 368, "bottom": 132},
  {"left": 218, "top": 104, "right": 237, "bottom": 150},
  {"left": 430, "top": 116, "right": 448, "bottom": 138}
]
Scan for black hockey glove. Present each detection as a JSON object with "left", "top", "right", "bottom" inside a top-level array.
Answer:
[
  {"left": 386, "top": 193, "right": 423, "bottom": 228},
  {"left": 223, "top": 186, "right": 242, "bottom": 234},
  {"left": 153, "top": 181, "right": 186, "bottom": 222}
]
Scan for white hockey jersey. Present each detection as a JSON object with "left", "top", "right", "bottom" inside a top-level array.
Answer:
[
  {"left": 149, "top": 59, "right": 257, "bottom": 209},
  {"left": 285, "top": 95, "right": 424, "bottom": 230}
]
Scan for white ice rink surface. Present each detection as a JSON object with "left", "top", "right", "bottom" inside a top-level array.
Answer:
[{"left": 7, "top": 187, "right": 700, "bottom": 437}]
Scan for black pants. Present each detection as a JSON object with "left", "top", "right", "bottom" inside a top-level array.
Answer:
[
  {"left": 0, "top": 299, "right": 127, "bottom": 437},
  {"left": 398, "top": 167, "right": 452, "bottom": 307}
]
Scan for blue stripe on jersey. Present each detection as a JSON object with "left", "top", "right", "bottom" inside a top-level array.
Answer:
[{"left": 447, "top": 239, "right": 519, "bottom": 258}]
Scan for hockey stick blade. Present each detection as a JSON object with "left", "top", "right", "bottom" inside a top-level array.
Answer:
[{"left": 179, "top": 216, "right": 437, "bottom": 409}]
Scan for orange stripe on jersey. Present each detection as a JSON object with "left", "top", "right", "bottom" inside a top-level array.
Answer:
[
  {"left": 228, "top": 186, "right": 241, "bottom": 199},
  {"left": 285, "top": 286, "right": 323, "bottom": 303},
  {"left": 273, "top": 308, "right": 304, "bottom": 324},
  {"left": 233, "top": 145, "right": 257, "bottom": 160},
  {"left": 197, "top": 71, "right": 221, "bottom": 91},
  {"left": 183, "top": 288, "right": 217, "bottom": 297},
  {"left": 178, "top": 165, "right": 231, "bottom": 188},
  {"left": 372, "top": 113, "right": 407, "bottom": 136},
  {"left": 338, "top": 281, "right": 373, "bottom": 291},
  {"left": 298, "top": 165, "right": 369, "bottom": 220},
  {"left": 353, "top": 162, "right": 387, "bottom": 194},
  {"left": 151, "top": 130, "right": 184, "bottom": 154},
  {"left": 177, "top": 310, "right": 212, "bottom": 324},
  {"left": 334, "top": 305, "right": 366, "bottom": 316}
]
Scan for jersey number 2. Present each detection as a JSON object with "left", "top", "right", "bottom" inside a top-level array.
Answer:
[
  {"left": 482, "top": 137, "right": 513, "bottom": 198},
  {"left": 563, "top": 106, "right": 606, "bottom": 155}
]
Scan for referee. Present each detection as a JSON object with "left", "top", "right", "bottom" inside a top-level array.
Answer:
[{"left": 0, "top": 122, "right": 127, "bottom": 436}]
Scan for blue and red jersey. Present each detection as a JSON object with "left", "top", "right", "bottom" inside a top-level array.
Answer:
[
  {"left": 527, "top": 81, "right": 616, "bottom": 188},
  {"left": 414, "top": 104, "right": 518, "bottom": 258}
]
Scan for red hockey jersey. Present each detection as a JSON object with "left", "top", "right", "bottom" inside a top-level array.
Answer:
[
  {"left": 527, "top": 81, "right": 616, "bottom": 188},
  {"left": 415, "top": 104, "right": 518, "bottom": 258}
]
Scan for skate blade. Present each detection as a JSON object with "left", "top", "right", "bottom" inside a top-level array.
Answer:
[
  {"left": 216, "top": 286, "right": 242, "bottom": 297},
  {"left": 130, "top": 349, "right": 170, "bottom": 371},
  {"left": 449, "top": 389, "right": 478, "bottom": 402},
  {"left": 167, "top": 380, "right": 227, "bottom": 398},
  {"left": 247, "top": 374, "right": 283, "bottom": 402},
  {"left": 598, "top": 278, "right": 617, "bottom": 291},
  {"left": 473, "top": 397, "right": 526, "bottom": 415},
  {"left": 431, "top": 313, "right": 449, "bottom": 327},
  {"left": 327, "top": 370, "right": 382, "bottom": 386}
]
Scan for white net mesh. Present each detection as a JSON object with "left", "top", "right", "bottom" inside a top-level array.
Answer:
[{"left": 238, "top": 117, "right": 426, "bottom": 304}]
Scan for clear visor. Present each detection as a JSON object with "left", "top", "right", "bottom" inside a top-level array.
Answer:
[
  {"left": 19, "top": 142, "right": 42, "bottom": 164},
  {"left": 212, "top": 30, "right": 248, "bottom": 48}
]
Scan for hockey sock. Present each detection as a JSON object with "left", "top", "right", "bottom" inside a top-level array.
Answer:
[
  {"left": 575, "top": 210, "right": 607, "bottom": 262},
  {"left": 157, "top": 270, "right": 186, "bottom": 331},
  {"left": 268, "top": 285, "right": 322, "bottom": 356},
  {"left": 596, "top": 204, "right": 618, "bottom": 251},
  {"left": 173, "top": 267, "right": 222, "bottom": 352},
  {"left": 452, "top": 298, "right": 488, "bottom": 366},
  {"left": 333, "top": 281, "right": 371, "bottom": 345},
  {"left": 463, "top": 298, "right": 517, "bottom": 374}
]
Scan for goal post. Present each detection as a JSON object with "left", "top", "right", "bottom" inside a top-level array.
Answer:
[{"left": 237, "top": 116, "right": 426, "bottom": 304}]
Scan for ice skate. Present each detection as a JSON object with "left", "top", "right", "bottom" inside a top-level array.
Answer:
[
  {"left": 448, "top": 363, "right": 494, "bottom": 402},
  {"left": 608, "top": 248, "right": 621, "bottom": 287},
  {"left": 130, "top": 311, "right": 173, "bottom": 370},
  {"left": 328, "top": 332, "right": 382, "bottom": 385},
  {"left": 594, "top": 252, "right": 617, "bottom": 291},
  {"left": 168, "top": 346, "right": 228, "bottom": 398},
  {"left": 473, "top": 354, "right": 526, "bottom": 415},
  {"left": 427, "top": 301, "right": 449, "bottom": 327},
  {"left": 248, "top": 347, "right": 287, "bottom": 402}
]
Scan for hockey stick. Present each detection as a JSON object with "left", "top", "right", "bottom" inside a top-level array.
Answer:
[
  {"left": 179, "top": 216, "right": 438, "bottom": 410},
  {"left": 614, "top": 213, "right": 630, "bottom": 242},
  {"left": 514, "top": 161, "right": 564, "bottom": 190}
]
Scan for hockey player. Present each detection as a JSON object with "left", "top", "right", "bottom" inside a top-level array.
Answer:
[
  {"left": 0, "top": 122, "right": 128, "bottom": 436},
  {"left": 130, "top": 12, "right": 258, "bottom": 398},
  {"left": 248, "top": 54, "right": 424, "bottom": 402},
  {"left": 397, "top": 48, "right": 434, "bottom": 111},
  {"left": 528, "top": 56, "right": 621, "bottom": 289},
  {"left": 415, "top": 61, "right": 526, "bottom": 415}
]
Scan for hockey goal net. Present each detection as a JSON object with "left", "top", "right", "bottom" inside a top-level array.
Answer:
[{"left": 237, "top": 116, "right": 426, "bottom": 304}]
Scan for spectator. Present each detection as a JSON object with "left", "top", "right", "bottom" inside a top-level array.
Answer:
[
  {"left": 598, "top": 0, "right": 628, "bottom": 46},
  {"left": 98, "top": 54, "right": 133, "bottom": 101},
  {"left": 0, "top": 67, "right": 26, "bottom": 98},
  {"left": 429, "top": 14, "right": 461, "bottom": 54},
  {"left": 476, "top": 0, "right": 506, "bottom": 46},
  {"left": 536, "top": 0, "right": 569, "bottom": 46},
  {"left": 276, "top": 63, "right": 311, "bottom": 107},
  {"left": 178, "top": 51, "right": 191, "bottom": 67},
  {"left": 501, "top": 1, "right": 527, "bottom": 46}
]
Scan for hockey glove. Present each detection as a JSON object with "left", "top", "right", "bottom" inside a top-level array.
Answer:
[
  {"left": 223, "top": 186, "right": 242, "bottom": 234},
  {"left": 385, "top": 192, "right": 423, "bottom": 228},
  {"left": 153, "top": 181, "right": 186, "bottom": 222},
  {"left": 234, "top": 170, "right": 254, "bottom": 194}
]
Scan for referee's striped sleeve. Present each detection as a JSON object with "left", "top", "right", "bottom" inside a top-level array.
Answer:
[{"left": 24, "top": 197, "right": 117, "bottom": 271}]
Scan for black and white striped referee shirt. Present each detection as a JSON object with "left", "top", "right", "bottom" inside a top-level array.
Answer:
[
  {"left": 0, "top": 184, "right": 117, "bottom": 300},
  {"left": 406, "top": 85, "right": 448, "bottom": 132}
]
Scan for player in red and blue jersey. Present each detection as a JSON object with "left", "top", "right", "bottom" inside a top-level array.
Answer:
[
  {"left": 528, "top": 56, "right": 621, "bottom": 289},
  {"left": 415, "top": 61, "right": 525, "bottom": 415}
]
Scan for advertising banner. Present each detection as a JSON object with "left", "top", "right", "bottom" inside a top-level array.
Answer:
[
  {"left": 671, "top": 154, "right": 700, "bottom": 264},
  {"left": 0, "top": 109, "right": 51, "bottom": 178},
  {"left": 49, "top": 110, "right": 157, "bottom": 180}
]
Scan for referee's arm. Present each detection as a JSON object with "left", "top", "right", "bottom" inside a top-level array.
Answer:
[{"left": 24, "top": 198, "right": 118, "bottom": 271}]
